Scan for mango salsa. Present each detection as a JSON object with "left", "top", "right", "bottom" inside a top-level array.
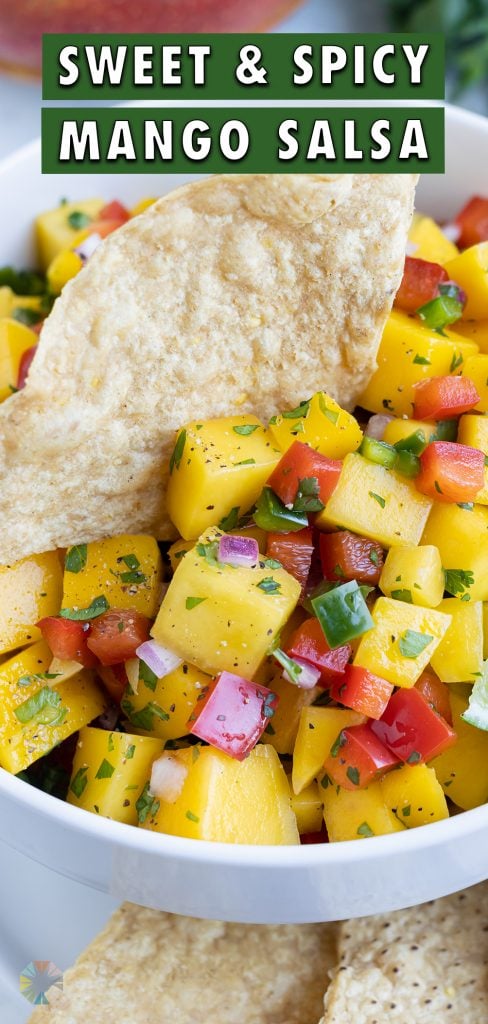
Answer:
[
  {"left": 62, "top": 534, "right": 163, "bottom": 618},
  {"left": 167, "top": 415, "right": 280, "bottom": 541},
  {"left": 121, "top": 660, "right": 212, "bottom": 741},
  {"left": 0, "top": 551, "right": 63, "bottom": 657},
  {"left": 67, "top": 726, "right": 164, "bottom": 825},
  {"left": 35, "top": 198, "right": 104, "bottom": 270},
  {"left": 152, "top": 527, "right": 300, "bottom": 677},
  {"left": 292, "top": 706, "right": 364, "bottom": 794},
  {"left": 268, "top": 391, "right": 362, "bottom": 460},
  {"left": 143, "top": 744, "right": 300, "bottom": 844}
]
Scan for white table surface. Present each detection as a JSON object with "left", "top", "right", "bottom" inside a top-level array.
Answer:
[{"left": 0, "top": 0, "right": 485, "bottom": 1018}]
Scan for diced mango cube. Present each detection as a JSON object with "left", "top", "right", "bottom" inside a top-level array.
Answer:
[
  {"left": 62, "top": 535, "right": 163, "bottom": 618},
  {"left": 454, "top": 319, "right": 488, "bottom": 353},
  {"left": 168, "top": 539, "right": 193, "bottom": 574},
  {"left": 152, "top": 527, "right": 300, "bottom": 677},
  {"left": 261, "top": 666, "right": 319, "bottom": 755},
  {"left": 379, "top": 544, "right": 445, "bottom": 608},
  {"left": 421, "top": 502, "right": 488, "bottom": 602},
  {"left": 0, "top": 641, "right": 106, "bottom": 774},
  {"left": 430, "top": 598, "right": 483, "bottom": 683},
  {"left": 445, "top": 243, "right": 488, "bottom": 320},
  {"left": 359, "top": 311, "right": 477, "bottom": 417},
  {"left": 322, "top": 778, "right": 404, "bottom": 841},
  {"left": 0, "top": 318, "right": 38, "bottom": 402},
  {"left": 458, "top": 413, "right": 488, "bottom": 453},
  {"left": 461, "top": 354, "right": 488, "bottom": 412},
  {"left": 47, "top": 249, "right": 83, "bottom": 295},
  {"left": 382, "top": 418, "right": 438, "bottom": 448},
  {"left": 380, "top": 763, "right": 448, "bottom": 828},
  {"left": 315, "top": 453, "right": 432, "bottom": 548},
  {"left": 430, "top": 688, "right": 488, "bottom": 810},
  {"left": 289, "top": 778, "right": 323, "bottom": 834},
  {"left": 167, "top": 415, "right": 280, "bottom": 541},
  {"left": 292, "top": 706, "right": 364, "bottom": 795},
  {"left": 409, "top": 213, "right": 459, "bottom": 264},
  {"left": 143, "top": 744, "right": 300, "bottom": 844},
  {"left": 268, "top": 391, "right": 362, "bottom": 459},
  {"left": 353, "top": 597, "right": 451, "bottom": 688},
  {"left": 121, "top": 660, "right": 212, "bottom": 741},
  {"left": 35, "top": 199, "right": 104, "bottom": 270},
  {"left": 0, "top": 551, "right": 63, "bottom": 657},
  {"left": 67, "top": 726, "right": 164, "bottom": 825}
]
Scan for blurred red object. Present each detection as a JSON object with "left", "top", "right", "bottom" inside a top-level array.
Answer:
[{"left": 0, "top": 0, "right": 304, "bottom": 76}]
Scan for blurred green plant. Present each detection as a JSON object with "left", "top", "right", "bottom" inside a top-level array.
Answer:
[{"left": 386, "top": 0, "right": 488, "bottom": 92}]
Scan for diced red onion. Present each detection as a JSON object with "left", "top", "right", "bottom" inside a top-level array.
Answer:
[
  {"left": 365, "top": 414, "right": 394, "bottom": 441},
  {"left": 150, "top": 754, "right": 188, "bottom": 803},
  {"left": 405, "top": 240, "right": 417, "bottom": 256},
  {"left": 441, "top": 222, "right": 461, "bottom": 244},
  {"left": 74, "top": 232, "right": 102, "bottom": 262},
  {"left": 284, "top": 656, "right": 321, "bottom": 690},
  {"left": 218, "top": 533, "right": 259, "bottom": 568},
  {"left": 136, "top": 639, "right": 182, "bottom": 679},
  {"left": 441, "top": 279, "right": 467, "bottom": 306}
]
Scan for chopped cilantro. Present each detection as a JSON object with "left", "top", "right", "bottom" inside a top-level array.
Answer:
[
  {"left": 413, "top": 354, "right": 431, "bottom": 365},
  {"left": 95, "top": 758, "right": 115, "bottom": 780},
  {"left": 60, "top": 595, "right": 109, "bottom": 620},
  {"left": 70, "top": 766, "right": 89, "bottom": 799},
  {"left": 457, "top": 502, "right": 474, "bottom": 511},
  {"left": 65, "top": 544, "right": 88, "bottom": 574},
  {"left": 186, "top": 596, "right": 206, "bottom": 610},
  {"left": 233, "top": 424, "right": 258, "bottom": 435},
  {"left": 262, "top": 557, "right": 282, "bottom": 570},
  {"left": 14, "top": 687, "right": 66, "bottom": 726},
  {"left": 67, "top": 210, "right": 92, "bottom": 229},
  {"left": 444, "top": 568, "right": 475, "bottom": 598},
  {"left": 407, "top": 750, "right": 421, "bottom": 764},
  {"left": 398, "top": 630, "right": 433, "bottom": 658},
  {"left": 107, "top": 733, "right": 115, "bottom": 752},
  {"left": 169, "top": 429, "right": 186, "bottom": 473},
  {"left": 139, "top": 660, "right": 158, "bottom": 691},
  {"left": 402, "top": 804, "right": 411, "bottom": 817},
  {"left": 369, "top": 550, "right": 380, "bottom": 566},
  {"left": 125, "top": 744, "right": 136, "bottom": 760},
  {"left": 450, "top": 351, "right": 463, "bottom": 373},
  {"left": 357, "top": 821, "right": 374, "bottom": 837},
  {"left": 185, "top": 810, "right": 200, "bottom": 823},
  {"left": 218, "top": 506, "right": 240, "bottom": 531},
  {"left": 293, "top": 476, "right": 324, "bottom": 513},
  {"left": 121, "top": 698, "right": 169, "bottom": 731},
  {"left": 17, "top": 671, "right": 61, "bottom": 688},
  {"left": 120, "top": 553, "right": 141, "bottom": 570},
  {"left": 391, "top": 588, "right": 413, "bottom": 603},
  {"left": 196, "top": 540, "right": 219, "bottom": 565},
  {"left": 12, "top": 307, "right": 40, "bottom": 327},
  {"left": 235, "top": 458, "right": 256, "bottom": 466},
  {"left": 272, "top": 648, "right": 303, "bottom": 685},
  {"left": 136, "top": 782, "right": 160, "bottom": 824},
  {"left": 346, "top": 766, "right": 360, "bottom": 786},
  {"left": 319, "top": 393, "right": 339, "bottom": 424},
  {"left": 119, "top": 569, "right": 148, "bottom": 585},
  {"left": 282, "top": 399, "right": 311, "bottom": 419},
  {"left": 256, "top": 576, "right": 281, "bottom": 594},
  {"left": 369, "top": 491, "right": 386, "bottom": 508},
  {"left": 330, "top": 731, "right": 346, "bottom": 758}
]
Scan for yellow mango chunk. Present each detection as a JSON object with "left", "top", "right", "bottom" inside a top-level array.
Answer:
[
  {"left": 121, "top": 660, "right": 211, "bottom": 741},
  {"left": 268, "top": 391, "right": 362, "bottom": 459},
  {"left": 316, "top": 453, "right": 432, "bottom": 548},
  {"left": 289, "top": 779, "right": 323, "bottom": 834},
  {"left": 292, "top": 706, "right": 364, "bottom": 795},
  {"left": 454, "top": 319, "right": 488, "bottom": 353},
  {"left": 461, "top": 354, "right": 488, "bottom": 411},
  {"left": 167, "top": 415, "right": 280, "bottom": 541},
  {"left": 168, "top": 539, "right": 194, "bottom": 574},
  {"left": 408, "top": 213, "right": 459, "bottom": 264},
  {"left": 143, "top": 744, "right": 300, "bottom": 845},
  {"left": 62, "top": 534, "right": 163, "bottom": 619},
  {"left": 446, "top": 243, "right": 488, "bottom": 319},
  {"left": 67, "top": 726, "right": 164, "bottom": 825},
  {"left": 421, "top": 502, "right": 488, "bottom": 602},
  {"left": 382, "top": 417, "right": 438, "bottom": 448},
  {"left": 380, "top": 763, "right": 448, "bottom": 828},
  {"left": 152, "top": 527, "right": 300, "bottom": 677},
  {"left": 359, "top": 312, "right": 477, "bottom": 417},
  {"left": 322, "top": 779, "right": 404, "bottom": 842},
  {"left": 46, "top": 249, "right": 83, "bottom": 295},
  {"left": 0, "top": 551, "right": 63, "bottom": 657},
  {"left": 261, "top": 666, "right": 319, "bottom": 756},
  {"left": 131, "top": 197, "right": 156, "bottom": 216},
  {"left": 353, "top": 597, "right": 451, "bottom": 688},
  {"left": 0, "top": 641, "right": 106, "bottom": 774},
  {"left": 430, "top": 598, "right": 483, "bottom": 683},
  {"left": 35, "top": 198, "right": 104, "bottom": 270},
  {"left": 430, "top": 689, "right": 488, "bottom": 810},
  {"left": 0, "top": 318, "right": 37, "bottom": 402},
  {"left": 458, "top": 412, "right": 488, "bottom": 504},
  {"left": 379, "top": 544, "right": 445, "bottom": 608}
]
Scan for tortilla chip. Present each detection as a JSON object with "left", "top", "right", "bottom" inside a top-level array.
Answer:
[
  {"left": 321, "top": 882, "right": 488, "bottom": 1023},
  {"left": 28, "top": 902, "right": 338, "bottom": 1023},
  {"left": 0, "top": 173, "right": 416, "bottom": 564}
]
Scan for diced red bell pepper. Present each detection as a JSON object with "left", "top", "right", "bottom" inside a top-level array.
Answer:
[
  {"left": 38, "top": 616, "right": 97, "bottom": 668},
  {"left": 394, "top": 256, "right": 448, "bottom": 313},
  {"left": 286, "top": 616, "right": 351, "bottom": 686},
  {"left": 266, "top": 528, "right": 313, "bottom": 596},
  {"left": 413, "top": 375, "right": 480, "bottom": 420},
  {"left": 88, "top": 219, "right": 126, "bottom": 239},
  {"left": 415, "top": 668, "right": 452, "bottom": 726},
  {"left": 17, "top": 344, "right": 37, "bottom": 390},
  {"left": 416, "top": 441, "right": 485, "bottom": 503},
  {"left": 371, "top": 688, "right": 456, "bottom": 764},
  {"left": 267, "top": 440, "right": 342, "bottom": 509},
  {"left": 330, "top": 665, "right": 394, "bottom": 720},
  {"left": 188, "top": 671, "right": 278, "bottom": 761},
  {"left": 324, "top": 722, "right": 398, "bottom": 790},
  {"left": 319, "top": 530, "right": 384, "bottom": 585},
  {"left": 86, "top": 609, "right": 151, "bottom": 667},
  {"left": 455, "top": 196, "right": 488, "bottom": 249},
  {"left": 98, "top": 200, "right": 130, "bottom": 223},
  {"left": 97, "top": 662, "right": 129, "bottom": 703}
]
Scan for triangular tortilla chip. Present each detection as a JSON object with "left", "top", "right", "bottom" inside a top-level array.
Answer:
[{"left": 0, "top": 173, "right": 416, "bottom": 563}]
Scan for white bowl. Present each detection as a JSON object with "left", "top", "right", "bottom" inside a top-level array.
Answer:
[{"left": 1, "top": 103, "right": 488, "bottom": 924}]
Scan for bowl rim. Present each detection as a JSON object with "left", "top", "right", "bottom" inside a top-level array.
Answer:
[{"left": 1, "top": 99, "right": 488, "bottom": 867}]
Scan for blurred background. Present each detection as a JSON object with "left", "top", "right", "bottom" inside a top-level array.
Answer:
[{"left": 0, "top": 0, "right": 486, "bottom": 160}]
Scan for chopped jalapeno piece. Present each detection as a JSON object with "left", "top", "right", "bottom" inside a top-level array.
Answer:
[
  {"left": 253, "top": 487, "right": 309, "bottom": 533},
  {"left": 359, "top": 436, "right": 397, "bottom": 469},
  {"left": 417, "top": 294, "right": 463, "bottom": 333},
  {"left": 395, "top": 449, "right": 420, "bottom": 478},
  {"left": 393, "top": 429, "right": 427, "bottom": 456}
]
